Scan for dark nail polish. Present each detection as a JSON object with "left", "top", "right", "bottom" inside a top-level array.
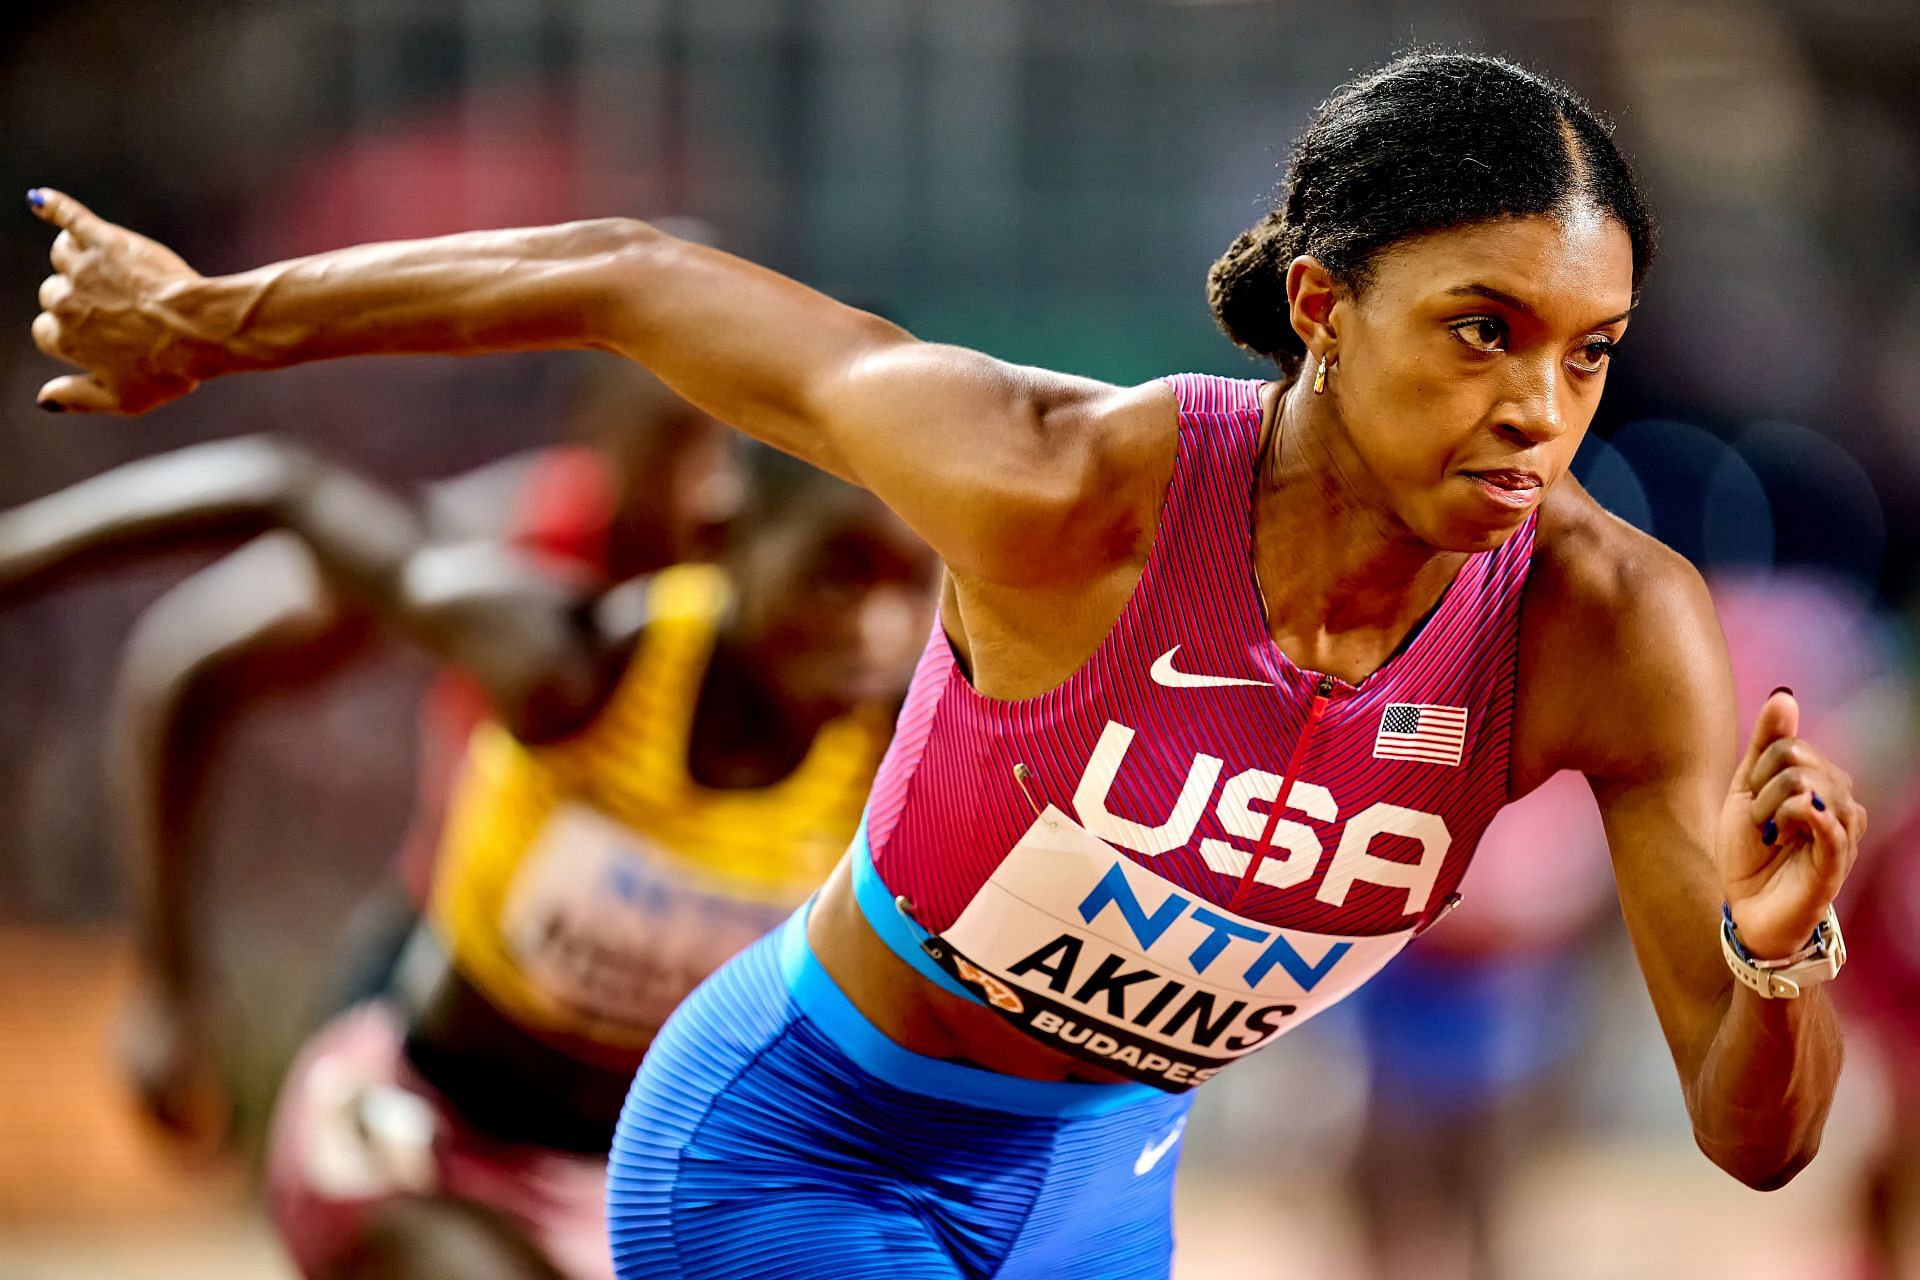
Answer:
[
  {"left": 25, "top": 188, "right": 44, "bottom": 209},
  {"left": 36, "top": 400, "right": 62, "bottom": 413},
  {"left": 1770, "top": 686, "right": 1793, "bottom": 700},
  {"left": 1813, "top": 794, "right": 1826, "bottom": 812},
  {"left": 1763, "top": 819, "right": 1778, "bottom": 845}
]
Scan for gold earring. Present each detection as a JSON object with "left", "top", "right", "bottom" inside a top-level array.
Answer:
[{"left": 1312, "top": 354, "right": 1330, "bottom": 395}]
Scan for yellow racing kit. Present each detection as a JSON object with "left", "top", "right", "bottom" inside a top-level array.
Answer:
[{"left": 430, "top": 565, "right": 889, "bottom": 1051}]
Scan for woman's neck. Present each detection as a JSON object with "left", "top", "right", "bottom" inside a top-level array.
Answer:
[{"left": 1251, "top": 379, "right": 1467, "bottom": 682}]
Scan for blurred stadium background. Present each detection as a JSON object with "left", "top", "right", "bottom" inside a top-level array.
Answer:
[{"left": 1, "top": 1, "right": 1917, "bottom": 1277}]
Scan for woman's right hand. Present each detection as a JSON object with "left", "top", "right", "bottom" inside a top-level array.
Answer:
[{"left": 28, "top": 188, "right": 206, "bottom": 415}]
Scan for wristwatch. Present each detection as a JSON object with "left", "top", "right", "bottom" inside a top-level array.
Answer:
[{"left": 1721, "top": 903, "right": 1847, "bottom": 999}]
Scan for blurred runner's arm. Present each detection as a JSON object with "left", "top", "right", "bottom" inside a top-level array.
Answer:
[
  {"left": 110, "top": 538, "right": 357, "bottom": 1148},
  {"left": 0, "top": 436, "right": 618, "bottom": 742},
  {"left": 27, "top": 188, "right": 1171, "bottom": 586},
  {"left": 3, "top": 450, "right": 538, "bottom": 1011},
  {"left": 0, "top": 445, "right": 560, "bottom": 1149},
  {"left": 0, "top": 445, "right": 331, "bottom": 595},
  {"left": 1529, "top": 529, "right": 1865, "bottom": 1190}
]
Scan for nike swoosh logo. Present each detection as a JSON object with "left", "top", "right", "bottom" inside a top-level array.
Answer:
[
  {"left": 1134, "top": 1117, "right": 1187, "bottom": 1176},
  {"left": 1149, "top": 646, "right": 1272, "bottom": 690}
]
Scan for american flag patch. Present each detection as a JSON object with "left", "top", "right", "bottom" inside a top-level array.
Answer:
[{"left": 1373, "top": 703, "right": 1469, "bottom": 767}]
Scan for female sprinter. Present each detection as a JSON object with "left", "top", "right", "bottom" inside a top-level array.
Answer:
[
  {"left": 25, "top": 51, "right": 1866, "bottom": 1280},
  {"left": 0, "top": 437, "right": 934, "bottom": 1278}
]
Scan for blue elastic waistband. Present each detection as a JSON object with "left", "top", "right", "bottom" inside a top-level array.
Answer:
[
  {"left": 847, "top": 811, "right": 982, "bottom": 1004},
  {"left": 781, "top": 882, "right": 1163, "bottom": 1119}
]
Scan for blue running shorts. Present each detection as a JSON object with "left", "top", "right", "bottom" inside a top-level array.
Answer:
[{"left": 607, "top": 903, "right": 1193, "bottom": 1279}]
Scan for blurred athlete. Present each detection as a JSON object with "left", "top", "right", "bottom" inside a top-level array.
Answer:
[
  {"left": 2, "top": 360, "right": 740, "bottom": 1153},
  {"left": 0, "top": 436, "right": 936, "bottom": 1278},
  {"left": 25, "top": 51, "right": 1869, "bottom": 1280}
]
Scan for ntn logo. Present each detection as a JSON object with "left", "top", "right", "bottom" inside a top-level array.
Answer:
[
  {"left": 1074, "top": 862, "right": 1351, "bottom": 991},
  {"left": 1070, "top": 720, "right": 1452, "bottom": 918}
]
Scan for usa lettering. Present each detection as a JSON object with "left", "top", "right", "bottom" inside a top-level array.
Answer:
[{"left": 1071, "top": 720, "right": 1452, "bottom": 917}]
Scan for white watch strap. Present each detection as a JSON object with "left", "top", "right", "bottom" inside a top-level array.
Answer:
[{"left": 1721, "top": 904, "right": 1846, "bottom": 999}]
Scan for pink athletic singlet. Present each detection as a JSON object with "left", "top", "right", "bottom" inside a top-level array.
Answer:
[{"left": 853, "top": 373, "right": 1539, "bottom": 1089}]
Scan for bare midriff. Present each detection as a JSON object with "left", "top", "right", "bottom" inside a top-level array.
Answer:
[{"left": 806, "top": 855, "right": 1135, "bottom": 1086}]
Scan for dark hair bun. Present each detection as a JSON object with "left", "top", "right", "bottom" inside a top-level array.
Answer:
[
  {"left": 1206, "top": 212, "right": 1308, "bottom": 369},
  {"left": 1207, "top": 51, "right": 1654, "bottom": 374}
]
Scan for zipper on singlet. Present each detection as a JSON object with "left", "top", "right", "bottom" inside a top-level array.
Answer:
[{"left": 1228, "top": 671, "right": 1336, "bottom": 913}]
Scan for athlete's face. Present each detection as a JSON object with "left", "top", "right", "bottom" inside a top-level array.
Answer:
[
  {"left": 730, "top": 495, "right": 938, "bottom": 717},
  {"left": 1304, "top": 209, "right": 1635, "bottom": 551}
]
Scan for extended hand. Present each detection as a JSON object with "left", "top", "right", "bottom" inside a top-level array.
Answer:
[
  {"left": 1718, "top": 689, "right": 1866, "bottom": 959},
  {"left": 28, "top": 188, "right": 205, "bottom": 415}
]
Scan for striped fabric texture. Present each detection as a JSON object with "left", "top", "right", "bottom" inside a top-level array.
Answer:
[
  {"left": 865, "top": 374, "right": 1538, "bottom": 940},
  {"left": 607, "top": 912, "right": 1188, "bottom": 1279}
]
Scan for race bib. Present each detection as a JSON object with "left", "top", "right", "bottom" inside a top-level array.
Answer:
[
  {"left": 500, "top": 805, "right": 792, "bottom": 1039},
  {"left": 924, "top": 806, "right": 1410, "bottom": 1090}
]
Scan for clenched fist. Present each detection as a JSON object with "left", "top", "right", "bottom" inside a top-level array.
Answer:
[{"left": 1718, "top": 688, "right": 1867, "bottom": 960}]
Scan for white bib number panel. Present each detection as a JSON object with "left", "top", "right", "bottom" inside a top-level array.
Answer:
[
  {"left": 501, "top": 804, "right": 791, "bottom": 1036},
  {"left": 924, "top": 806, "right": 1410, "bottom": 1089}
]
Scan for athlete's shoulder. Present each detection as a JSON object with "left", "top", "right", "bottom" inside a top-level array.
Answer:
[
  {"left": 1096, "top": 377, "right": 1182, "bottom": 504},
  {"left": 1071, "top": 376, "right": 1179, "bottom": 473},
  {"left": 1086, "top": 374, "right": 1268, "bottom": 516},
  {"left": 1527, "top": 475, "right": 1713, "bottom": 637},
  {"left": 952, "top": 375, "right": 1179, "bottom": 590},
  {"left": 1518, "top": 477, "right": 1730, "bottom": 783}
]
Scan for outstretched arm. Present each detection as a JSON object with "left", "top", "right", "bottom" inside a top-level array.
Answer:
[
  {"left": 26, "top": 189, "right": 1172, "bottom": 586},
  {"left": 0, "top": 442, "right": 329, "bottom": 598},
  {"left": 1526, "top": 525, "right": 1864, "bottom": 1190},
  {"left": 109, "top": 537, "right": 364, "bottom": 1150},
  {"left": 0, "top": 436, "right": 615, "bottom": 740}
]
